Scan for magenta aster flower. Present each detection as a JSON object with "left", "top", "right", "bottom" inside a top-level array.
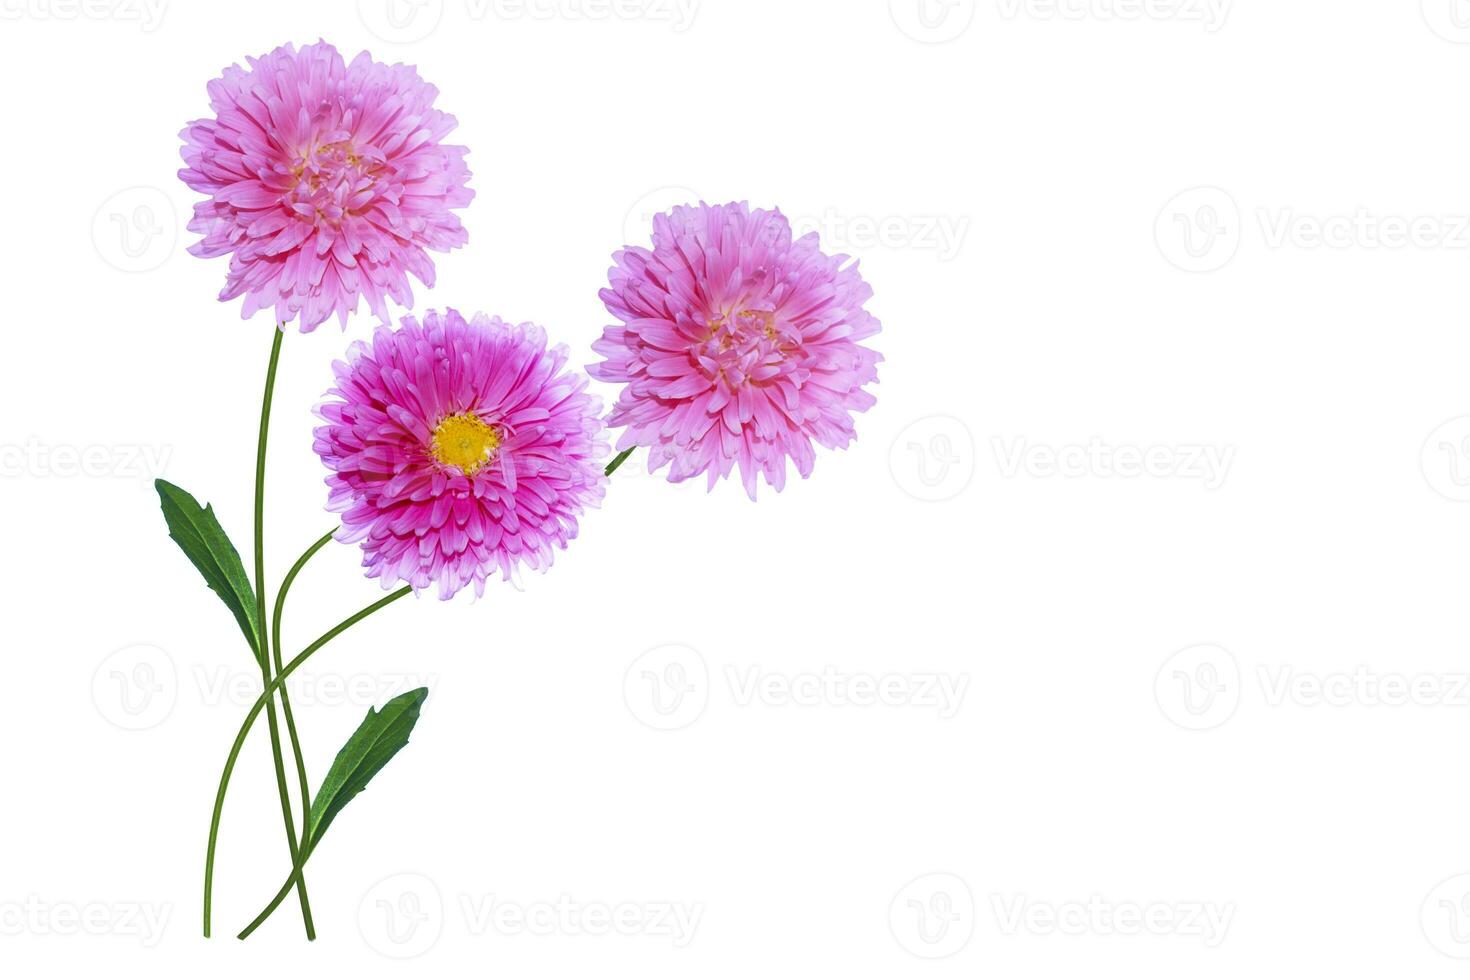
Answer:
[
  {"left": 589, "top": 202, "right": 882, "bottom": 499},
  {"left": 178, "top": 40, "right": 473, "bottom": 332},
  {"left": 314, "top": 310, "right": 608, "bottom": 599}
]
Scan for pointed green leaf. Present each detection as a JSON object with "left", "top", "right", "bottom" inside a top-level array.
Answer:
[
  {"left": 307, "top": 688, "right": 429, "bottom": 847},
  {"left": 154, "top": 479, "right": 260, "bottom": 662}
]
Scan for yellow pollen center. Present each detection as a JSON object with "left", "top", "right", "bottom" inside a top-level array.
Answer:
[
  {"left": 707, "top": 309, "right": 779, "bottom": 346},
  {"left": 431, "top": 413, "right": 500, "bottom": 475}
]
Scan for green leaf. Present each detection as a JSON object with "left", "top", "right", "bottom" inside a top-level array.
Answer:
[
  {"left": 154, "top": 479, "right": 261, "bottom": 663},
  {"left": 307, "top": 688, "right": 429, "bottom": 847}
]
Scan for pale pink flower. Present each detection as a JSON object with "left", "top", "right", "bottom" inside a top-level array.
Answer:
[
  {"left": 179, "top": 41, "right": 473, "bottom": 332},
  {"left": 591, "top": 202, "right": 882, "bottom": 498}
]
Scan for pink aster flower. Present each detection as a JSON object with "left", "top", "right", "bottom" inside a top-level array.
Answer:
[
  {"left": 589, "top": 201, "right": 882, "bottom": 499},
  {"left": 314, "top": 310, "right": 608, "bottom": 599},
  {"left": 178, "top": 40, "right": 473, "bottom": 332}
]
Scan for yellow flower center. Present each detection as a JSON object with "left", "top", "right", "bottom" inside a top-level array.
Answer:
[
  {"left": 707, "top": 309, "right": 779, "bottom": 348},
  {"left": 431, "top": 413, "right": 500, "bottom": 475}
]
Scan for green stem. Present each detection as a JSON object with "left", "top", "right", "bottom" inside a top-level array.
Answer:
[
  {"left": 240, "top": 451, "right": 636, "bottom": 939},
  {"left": 605, "top": 448, "right": 634, "bottom": 477},
  {"left": 246, "top": 327, "right": 316, "bottom": 941},
  {"left": 238, "top": 838, "right": 319, "bottom": 940},
  {"left": 204, "top": 586, "right": 413, "bottom": 939},
  {"left": 272, "top": 530, "right": 337, "bottom": 865}
]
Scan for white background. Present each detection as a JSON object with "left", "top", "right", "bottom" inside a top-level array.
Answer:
[{"left": 3, "top": 0, "right": 1470, "bottom": 975}]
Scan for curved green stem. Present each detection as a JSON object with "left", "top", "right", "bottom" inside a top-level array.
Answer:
[
  {"left": 243, "top": 327, "right": 316, "bottom": 940},
  {"left": 238, "top": 448, "right": 634, "bottom": 939},
  {"left": 238, "top": 838, "right": 319, "bottom": 939},
  {"left": 204, "top": 586, "right": 413, "bottom": 938},
  {"left": 272, "top": 530, "right": 337, "bottom": 852},
  {"left": 605, "top": 448, "right": 634, "bottom": 477}
]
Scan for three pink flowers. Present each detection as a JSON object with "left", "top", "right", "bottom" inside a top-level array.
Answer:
[
  {"left": 181, "top": 39, "right": 884, "bottom": 601},
  {"left": 169, "top": 38, "right": 883, "bottom": 941}
]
